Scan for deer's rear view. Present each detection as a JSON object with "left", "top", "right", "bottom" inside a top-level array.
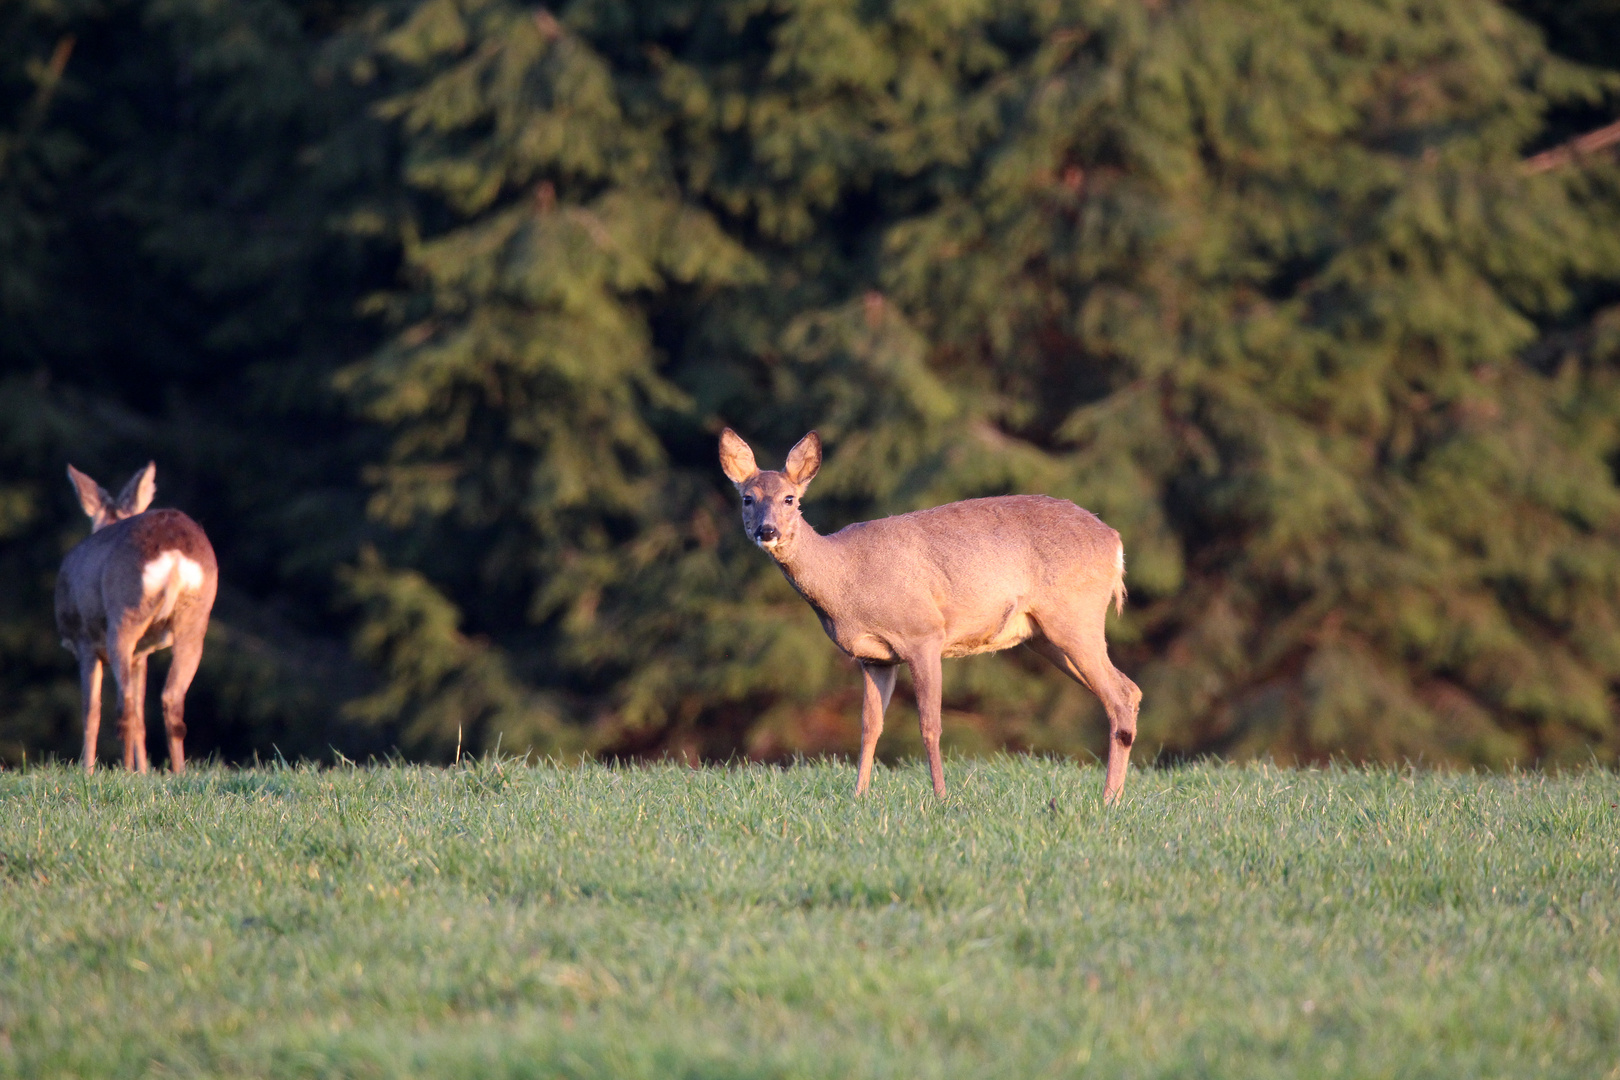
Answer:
[
  {"left": 56, "top": 463, "right": 217, "bottom": 772},
  {"left": 720, "top": 429, "right": 1141, "bottom": 802}
]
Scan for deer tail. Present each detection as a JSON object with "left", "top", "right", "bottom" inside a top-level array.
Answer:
[
  {"left": 144, "top": 553, "right": 186, "bottom": 624},
  {"left": 1111, "top": 539, "right": 1127, "bottom": 617},
  {"left": 157, "top": 566, "right": 185, "bottom": 623}
]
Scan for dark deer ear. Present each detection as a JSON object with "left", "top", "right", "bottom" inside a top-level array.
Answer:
[
  {"left": 67, "top": 465, "right": 111, "bottom": 523},
  {"left": 114, "top": 461, "right": 156, "bottom": 517},
  {"left": 719, "top": 428, "right": 759, "bottom": 484},
  {"left": 784, "top": 431, "right": 821, "bottom": 486}
]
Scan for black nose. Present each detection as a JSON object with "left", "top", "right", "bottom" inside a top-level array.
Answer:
[{"left": 756, "top": 524, "right": 779, "bottom": 542}]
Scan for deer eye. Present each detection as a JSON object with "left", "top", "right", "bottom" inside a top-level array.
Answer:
[
  {"left": 742, "top": 495, "right": 754, "bottom": 505},
  {"left": 783, "top": 496, "right": 794, "bottom": 504}
]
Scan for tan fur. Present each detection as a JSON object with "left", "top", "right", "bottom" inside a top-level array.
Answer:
[
  {"left": 721, "top": 428, "right": 1141, "bottom": 803},
  {"left": 56, "top": 463, "right": 218, "bottom": 773}
]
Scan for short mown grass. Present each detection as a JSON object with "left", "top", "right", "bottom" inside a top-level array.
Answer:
[{"left": 0, "top": 758, "right": 1616, "bottom": 1078}]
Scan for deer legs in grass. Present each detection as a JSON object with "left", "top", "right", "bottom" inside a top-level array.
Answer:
[
  {"left": 858, "top": 633, "right": 1141, "bottom": 803},
  {"left": 93, "top": 611, "right": 204, "bottom": 774},
  {"left": 857, "top": 656, "right": 948, "bottom": 800},
  {"left": 855, "top": 651, "right": 964, "bottom": 801},
  {"left": 860, "top": 652, "right": 949, "bottom": 800}
]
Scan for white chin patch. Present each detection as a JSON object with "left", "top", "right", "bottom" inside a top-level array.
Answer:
[
  {"left": 757, "top": 538, "right": 781, "bottom": 552},
  {"left": 142, "top": 551, "right": 206, "bottom": 595}
]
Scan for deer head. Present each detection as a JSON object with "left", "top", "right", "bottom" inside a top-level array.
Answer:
[{"left": 719, "top": 429, "right": 822, "bottom": 557}]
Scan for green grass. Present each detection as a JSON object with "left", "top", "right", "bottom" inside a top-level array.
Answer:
[{"left": 0, "top": 758, "right": 1617, "bottom": 1078}]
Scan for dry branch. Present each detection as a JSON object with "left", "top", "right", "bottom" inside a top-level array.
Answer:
[{"left": 1522, "top": 118, "right": 1620, "bottom": 175}]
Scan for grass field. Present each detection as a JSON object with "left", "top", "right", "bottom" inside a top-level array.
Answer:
[{"left": 0, "top": 758, "right": 1617, "bottom": 1079}]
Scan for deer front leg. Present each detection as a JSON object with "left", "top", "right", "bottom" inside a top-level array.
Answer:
[
  {"left": 77, "top": 648, "right": 103, "bottom": 773},
  {"left": 906, "top": 645, "right": 947, "bottom": 798},
  {"left": 855, "top": 663, "right": 896, "bottom": 796}
]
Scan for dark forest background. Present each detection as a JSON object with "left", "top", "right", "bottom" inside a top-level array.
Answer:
[{"left": 6, "top": 0, "right": 1620, "bottom": 770}]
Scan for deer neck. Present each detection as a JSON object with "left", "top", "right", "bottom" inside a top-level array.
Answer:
[{"left": 772, "top": 524, "right": 846, "bottom": 616}]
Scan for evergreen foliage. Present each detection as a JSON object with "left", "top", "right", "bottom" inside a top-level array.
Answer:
[
  {"left": 0, "top": 0, "right": 393, "bottom": 763},
  {"left": 5, "top": 0, "right": 1620, "bottom": 768}
]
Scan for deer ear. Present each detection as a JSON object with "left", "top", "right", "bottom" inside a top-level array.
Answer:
[
  {"left": 67, "top": 465, "right": 112, "bottom": 523},
  {"left": 719, "top": 428, "right": 759, "bottom": 484},
  {"left": 115, "top": 461, "right": 156, "bottom": 516},
  {"left": 784, "top": 431, "right": 822, "bottom": 487}
]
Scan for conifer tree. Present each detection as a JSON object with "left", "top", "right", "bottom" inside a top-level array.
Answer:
[
  {"left": 6, "top": 0, "right": 1620, "bottom": 771},
  {"left": 339, "top": 0, "right": 1620, "bottom": 767}
]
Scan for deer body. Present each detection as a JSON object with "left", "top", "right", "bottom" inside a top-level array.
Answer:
[
  {"left": 780, "top": 495, "right": 1122, "bottom": 662},
  {"left": 720, "top": 430, "right": 1141, "bottom": 802},
  {"left": 56, "top": 464, "right": 217, "bottom": 773}
]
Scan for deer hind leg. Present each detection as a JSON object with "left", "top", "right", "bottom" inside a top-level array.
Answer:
[
  {"left": 902, "top": 644, "right": 947, "bottom": 798},
  {"left": 1104, "top": 670, "right": 1142, "bottom": 804},
  {"left": 77, "top": 647, "right": 104, "bottom": 773},
  {"left": 1028, "top": 604, "right": 1140, "bottom": 805},
  {"left": 106, "top": 649, "right": 142, "bottom": 773},
  {"left": 104, "top": 627, "right": 150, "bottom": 773},
  {"left": 130, "top": 655, "right": 150, "bottom": 773},
  {"left": 855, "top": 663, "right": 897, "bottom": 796},
  {"left": 160, "top": 611, "right": 206, "bottom": 773}
]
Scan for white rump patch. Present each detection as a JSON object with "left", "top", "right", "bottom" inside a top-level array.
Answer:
[
  {"left": 142, "top": 551, "right": 205, "bottom": 596},
  {"left": 1116, "top": 544, "right": 1125, "bottom": 573}
]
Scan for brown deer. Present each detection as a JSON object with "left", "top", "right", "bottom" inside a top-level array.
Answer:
[
  {"left": 719, "top": 429, "right": 1141, "bottom": 802},
  {"left": 56, "top": 462, "right": 217, "bottom": 773}
]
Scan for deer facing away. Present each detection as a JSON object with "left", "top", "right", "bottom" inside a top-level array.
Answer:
[
  {"left": 56, "top": 463, "right": 217, "bottom": 773},
  {"left": 720, "top": 429, "right": 1142, "bottom": 802}
]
